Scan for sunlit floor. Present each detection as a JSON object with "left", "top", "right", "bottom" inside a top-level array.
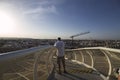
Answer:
[
  {"left": 54, "top": 59, "right": 103, "bottom": 80},
  {"left": 1, "top": 48, "right": 120, "bottom": 80}
]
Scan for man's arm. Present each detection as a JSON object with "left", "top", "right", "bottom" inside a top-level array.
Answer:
[{"left": 54, "top": 42, "right": 56, "bottom": 47}]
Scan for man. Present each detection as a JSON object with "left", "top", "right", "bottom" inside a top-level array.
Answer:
[{"left": 54, "top": 37, "right": 67, "bottom": 74}]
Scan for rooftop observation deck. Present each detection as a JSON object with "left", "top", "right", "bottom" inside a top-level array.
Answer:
[{"left": 0, "top": 45, "right": 120, "bottom": 80}]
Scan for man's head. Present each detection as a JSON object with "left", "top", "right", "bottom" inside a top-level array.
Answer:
[{"left": 58, "top": 37, "right": 61, "bottom": 41}]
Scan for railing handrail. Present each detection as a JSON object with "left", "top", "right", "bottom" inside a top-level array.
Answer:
[
  {"left": 0, "top": 45, "right": 51, "bottom": 62},
  {"left": 67, "top": 47, "right": 120, "bottom": 53}
]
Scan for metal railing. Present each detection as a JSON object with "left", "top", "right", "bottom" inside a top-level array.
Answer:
[{"left": 0, "top": 45, "right": 57, "bottom": 80}]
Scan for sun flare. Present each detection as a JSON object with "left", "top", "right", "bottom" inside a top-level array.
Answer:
[{"left": 0, "top": 11, "right": 16, "bottom": 35}]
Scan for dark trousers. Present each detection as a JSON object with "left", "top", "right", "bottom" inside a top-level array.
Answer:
[{"left": 57, "top": 56, "right": 66, "bottom": 72}]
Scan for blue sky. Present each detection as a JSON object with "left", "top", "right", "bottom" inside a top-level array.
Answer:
[{"left": 0, "top": 0, "right": 120, "bottom": 40}]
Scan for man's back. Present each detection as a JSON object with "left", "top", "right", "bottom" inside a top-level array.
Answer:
[{"left": 54, "top": 40, "right": 65, "bottom": 57}]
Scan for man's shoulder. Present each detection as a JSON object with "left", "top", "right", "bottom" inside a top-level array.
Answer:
[
  {"left": 55, "top": 40, "right": 64, "bottom": 44},
  {"left": 59, "top": 41, "right": 64, "bottom": 43}
]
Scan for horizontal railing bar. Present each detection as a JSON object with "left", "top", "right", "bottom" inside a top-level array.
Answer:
[
  {"left": 0, "top": 45, "right": 51, "bottom": 62},
  {"left": 66, "top": 47, "right": 120, "bottom": 53}
]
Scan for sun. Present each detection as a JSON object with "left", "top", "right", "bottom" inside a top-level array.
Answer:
[{"left": 0, "top": 11, "right": 16, "bottom": 35}]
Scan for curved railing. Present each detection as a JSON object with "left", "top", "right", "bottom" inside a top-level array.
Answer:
[
  {"left": 65, "top": 47, "right": 120, "bottom": 80},
  {"left": 0, "top": 45, "right": 57, "bottom": 80}
]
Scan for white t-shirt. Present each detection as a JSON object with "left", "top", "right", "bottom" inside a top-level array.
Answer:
[
  {"left": 54, "top": 40, "right": 65, "bottom": 57},
  {"left": 118, "top": 68, "right": 120, "bottom": 75}
]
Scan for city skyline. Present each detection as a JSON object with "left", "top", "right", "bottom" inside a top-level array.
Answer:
[{"left": 0, "top": 0, "right": 120, "bottom": 40}]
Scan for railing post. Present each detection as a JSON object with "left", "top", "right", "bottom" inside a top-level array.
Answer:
[
  {"left": 47, "top": 64, "right": 55, "bottom": 80},
  {"left": 86, "top": 51, "right": 94, "bottom": 68},
  {"left": 47, "top": 49, "right": 56, "bottom": 80}
]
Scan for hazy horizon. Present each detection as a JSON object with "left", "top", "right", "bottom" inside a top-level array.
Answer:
[{"left": 0, "top": 37, "right": 120, "bottom": 41}]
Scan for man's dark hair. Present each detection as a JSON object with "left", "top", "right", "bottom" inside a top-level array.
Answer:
[{"left": 58, "top": 37, "right": 61, "bottom": 41}]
